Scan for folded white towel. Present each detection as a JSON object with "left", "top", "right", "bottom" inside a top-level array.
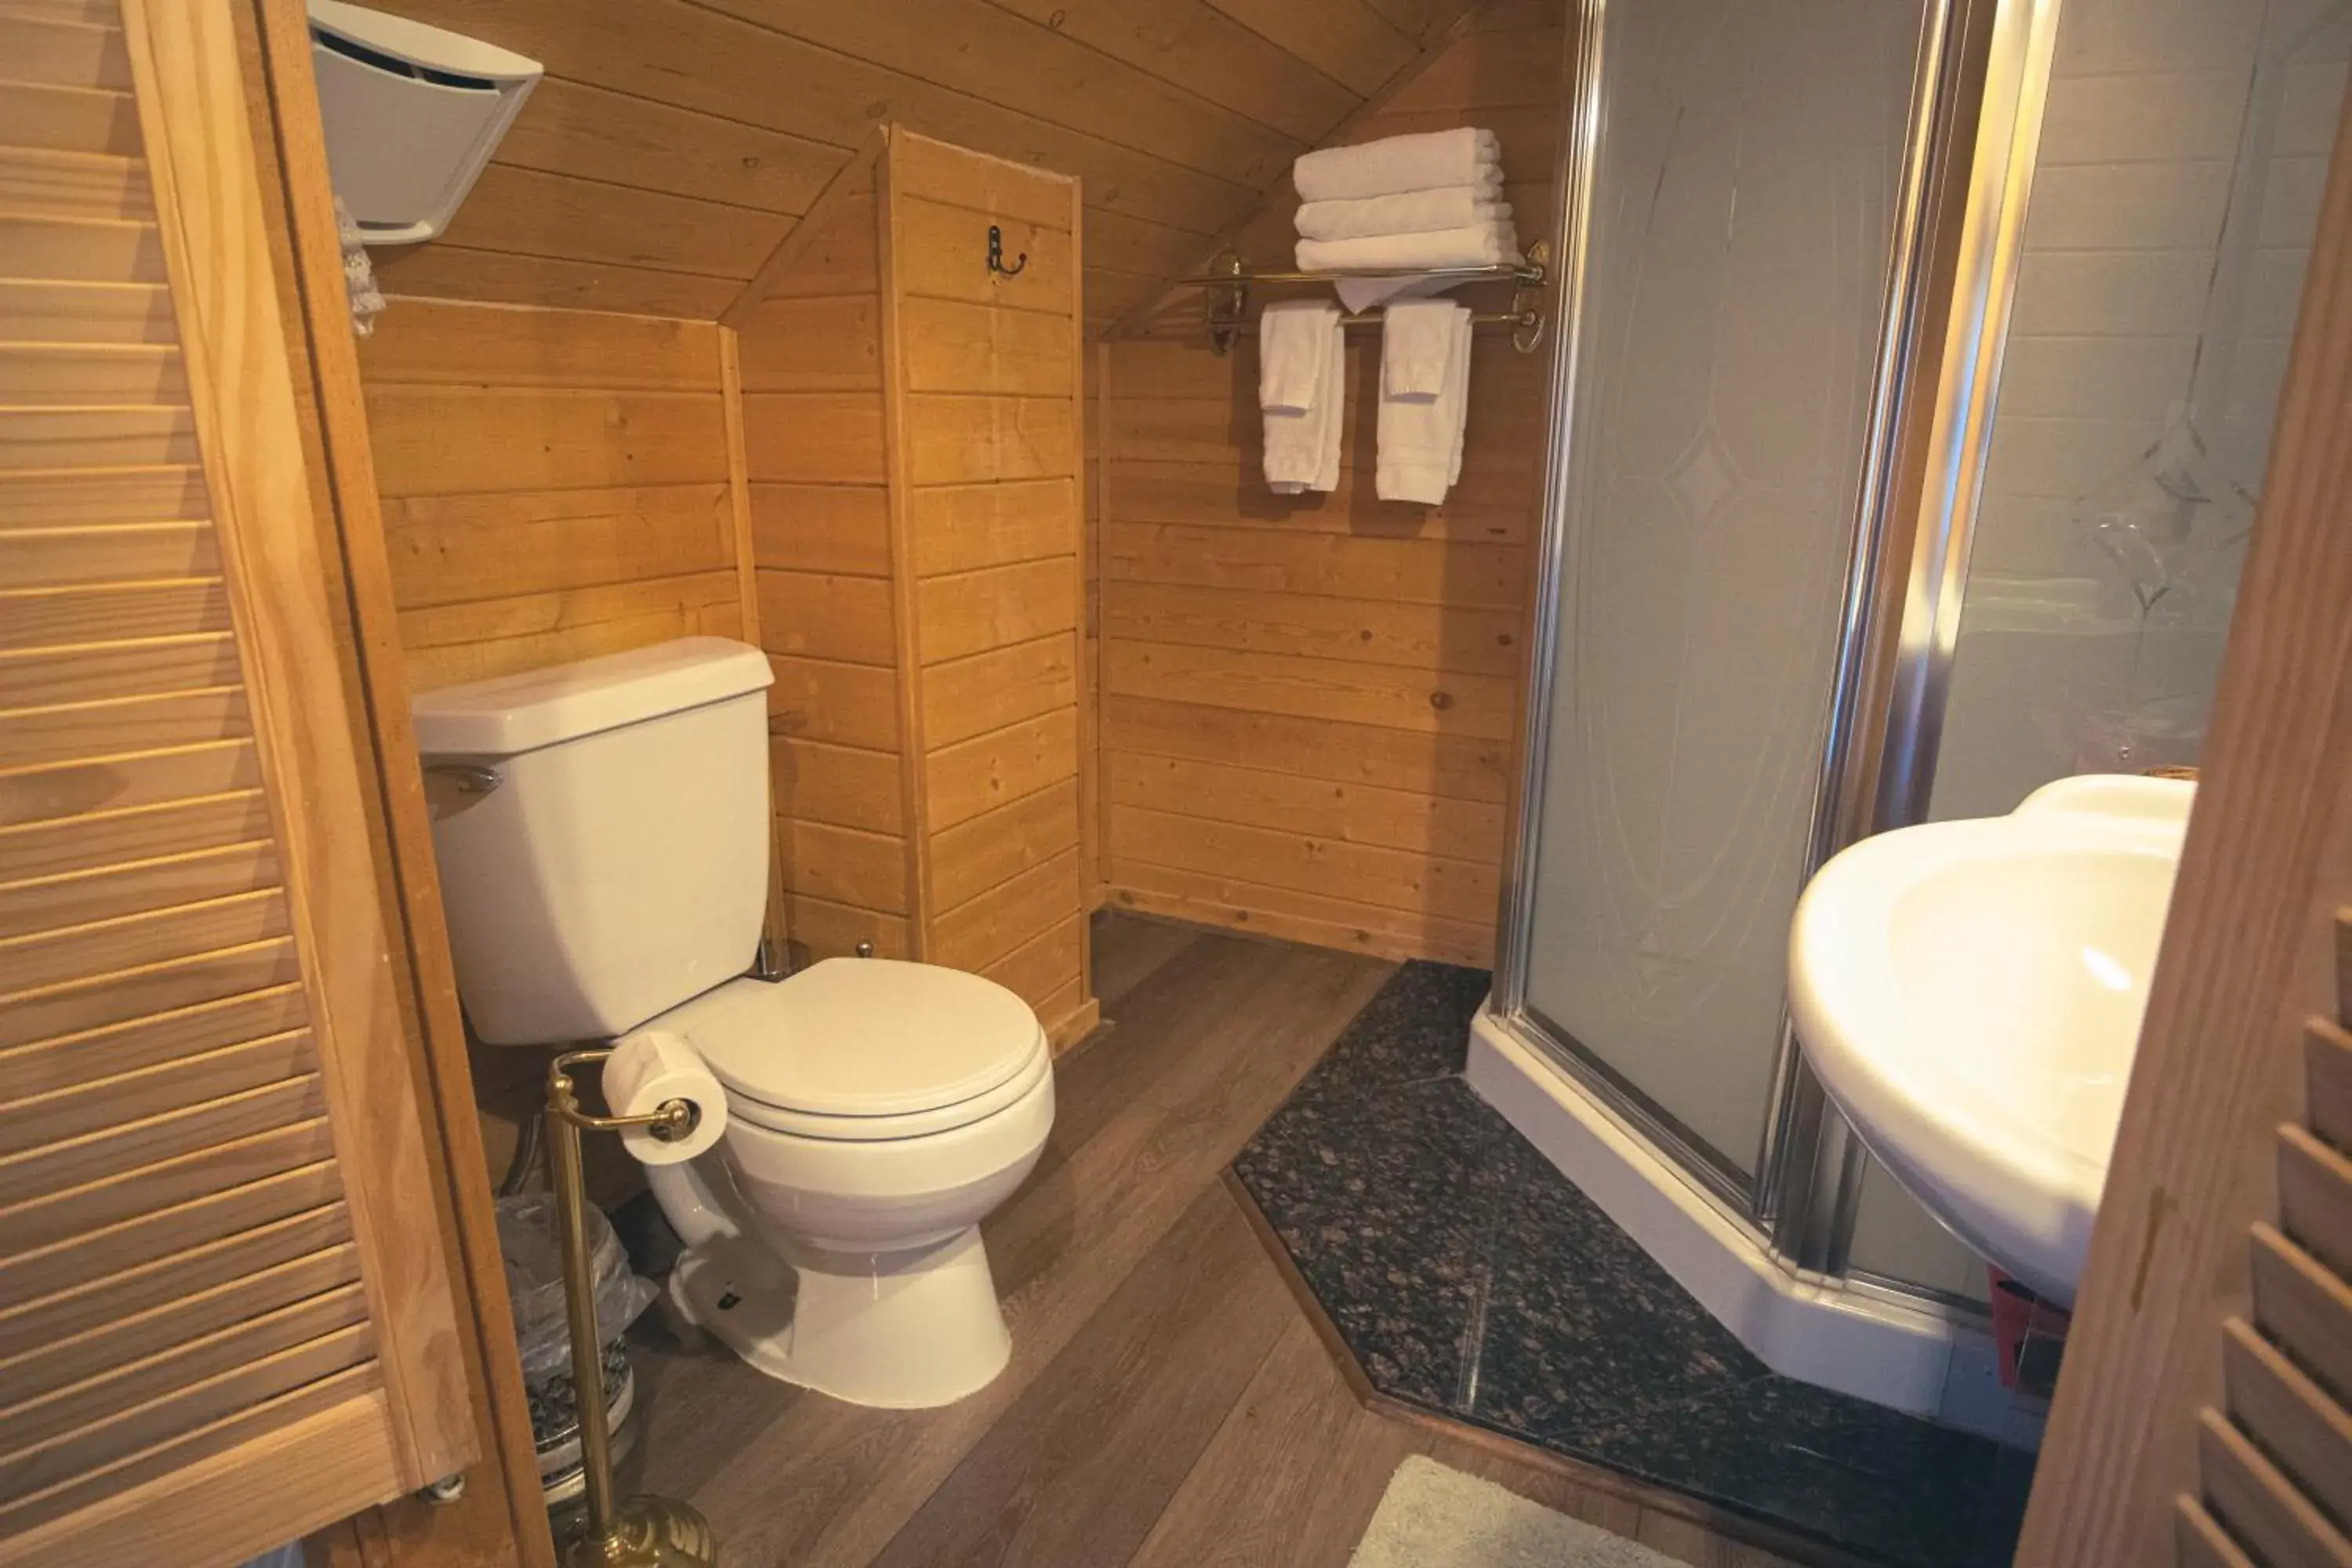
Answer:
[
  {"left": 1377, "top": 302, "right": 1472, "bottom": 504},
  {"left": 1381, "top": 299, "right": 1458, "bottom": 401},
  {"left": 1258, "top": 298, "right": 1329, "bottom": 414},
  {"left": 1261, "top": 302, "right": 1345, "bottom": 494},
  {"left": 1296, "top": 188, "right": 1509, "bottom": 242},
  {"left": 1299, "top": 220, "right": 1523, "bottom": 311},
  {"left": 1295, "top": 223, "right": 1520, "bottom": 275},
  {"left": 1294, "top": 128, "right": 1501, "bottom": 203}
]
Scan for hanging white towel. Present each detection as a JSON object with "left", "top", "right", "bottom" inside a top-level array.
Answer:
[
  {"left": 1376, "top": 302, "right": 1472, "bottom": 504},
  {"left": 1261, "top": 301, "right": 1345, "bottom": 495},
  {"left": 1294, "top": 128, "right": 1501, "bottom": 203},
  {"left": 1258, "top": 298, "right": 1328, "bottom": 413},
  {"left": 1381, "top": 299, "right": 1459, "bottom": 401},
  {"left": 1295, "top": 188, "right": 1509, "bottom": 243}
]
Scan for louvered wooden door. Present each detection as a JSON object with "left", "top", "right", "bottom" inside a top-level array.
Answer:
[
  {"left": 2178, "top": 945, "right": 2352, "bottom": 1567},
  {"left": 0, "top": 2, "right": 475, "bottom": 1562}
]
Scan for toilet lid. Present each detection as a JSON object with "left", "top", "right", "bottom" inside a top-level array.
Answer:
[{"left": 679, "top": 959, "right": 1045, "bottom": 1118}]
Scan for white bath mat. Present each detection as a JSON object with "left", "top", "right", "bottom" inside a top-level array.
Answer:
[{"left": 1349, "top": 1455, "right": 1679, "bottom": 1568}]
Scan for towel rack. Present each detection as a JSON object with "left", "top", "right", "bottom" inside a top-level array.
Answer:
[{"left": 1175, "top": 241, "right": 1549, "bottom": 357}]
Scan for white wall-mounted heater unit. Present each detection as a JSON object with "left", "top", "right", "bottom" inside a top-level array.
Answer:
[{"left": 307, "top": 0, "right": 540, "bottom": 245}]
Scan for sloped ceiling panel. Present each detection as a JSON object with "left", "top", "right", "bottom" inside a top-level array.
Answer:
[{"left": 349, "top": 0, "right": 1490, "bottom": 329}]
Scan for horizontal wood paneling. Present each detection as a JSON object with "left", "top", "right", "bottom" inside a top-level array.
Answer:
[
  {"left": 348, "top": 0, "right": 1490, "bottom": 319},
  {"left": 1097, "top": 9, "right": 1563, "bottom": 962},
  {"left": 926, "top": 707, "right": 1081, "bottom": 832},
  {"left": 750, "top": 483, "right": 892, "bottom": 576},
  {"left": 924, "top": 633, "right": 1080, "bottom": 750},
  {"left": 906, "top": 478, "right": 1079, "bottom": 577},
  {"left": 355, "top": 296, "right": 745, "bottom": 694},
  {"left": 771, "top": 737, "right": 902, "bottom": 835},
  {"left": 930, "top": 779, "right": 1081, "bottom": 913}
]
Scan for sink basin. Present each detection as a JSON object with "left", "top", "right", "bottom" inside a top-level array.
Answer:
[{"left": 1788, "top": 774, "right": 2194, "bottom": 1304}]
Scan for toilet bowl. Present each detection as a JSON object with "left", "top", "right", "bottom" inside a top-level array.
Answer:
[
  {"left": 631, "top": 964, "right": 1054, "bottom": 1407},
  {"left": 408, "top": 637, "right": 1055, "bottom": 1410}
]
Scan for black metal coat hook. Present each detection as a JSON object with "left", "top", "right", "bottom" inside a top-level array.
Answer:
[{"left": 986, "top": 224, "right": 1027, "bottom": 278}]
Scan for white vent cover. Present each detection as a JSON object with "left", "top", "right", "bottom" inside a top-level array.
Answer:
[{"left": 307, "top": 0, "right": 539, "bottom": 246}]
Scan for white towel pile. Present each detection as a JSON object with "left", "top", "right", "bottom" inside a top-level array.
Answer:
[
  {"left": 1292, "top": 128, "right": 1519, "bottom": 312},
  {"left": 1259, "top": 300, "right": 1345, "bottom": 494}
]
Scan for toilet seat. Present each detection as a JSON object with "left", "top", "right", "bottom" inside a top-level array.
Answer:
[{"left": 642, "top": 960, "right": 1049, "bottom": 1143}]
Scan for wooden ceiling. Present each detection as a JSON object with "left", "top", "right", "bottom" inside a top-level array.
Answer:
[{"left": 355, "top": 0, "right": 1495, "bottom": 332}]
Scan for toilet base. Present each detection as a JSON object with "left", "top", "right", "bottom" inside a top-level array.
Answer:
[{"left": 667, "top": 1225, "right": 1011, "bottom": 1409}]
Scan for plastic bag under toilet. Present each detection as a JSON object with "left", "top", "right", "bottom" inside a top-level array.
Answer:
[{"left": 494, "top": 1191, "right": 658, "bottom": 1386}]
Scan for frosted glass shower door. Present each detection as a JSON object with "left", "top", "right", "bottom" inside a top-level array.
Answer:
[{"left": 1522, "top": 0, "right": 1936, "bottom": 1185}]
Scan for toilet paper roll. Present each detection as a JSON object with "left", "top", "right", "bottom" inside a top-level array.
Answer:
[{"left": 603, "top": 1029, "right": 727, "bottom": 1166}]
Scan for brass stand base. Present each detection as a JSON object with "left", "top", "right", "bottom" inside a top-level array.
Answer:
[{"left": 561, "top": 1494, "right": 720, "bottom": 1567}]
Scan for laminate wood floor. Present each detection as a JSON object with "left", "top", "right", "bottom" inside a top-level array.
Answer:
[{"left": 614, "top": 914, "right": 1804, "bottom": 1568}]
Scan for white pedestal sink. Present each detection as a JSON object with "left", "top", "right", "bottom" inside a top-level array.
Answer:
[{"left": 1788, "top": 774, "right": 2194, "bottom": 1305}]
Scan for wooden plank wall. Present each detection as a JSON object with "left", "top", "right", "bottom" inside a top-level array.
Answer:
[
  {"left": 355, "top": 0, "right": 1486, "bottom": 332},
  {"left": 1096, "top": 4, "right": 1566, "bottom": 966},
  {"left": 892, "top": 133, "right": 1095, "bottom": 1047},
  {"left": 353, "top": 298, "right": 748, "bottom": 695},
  {"left": 730, "top": 151, "right": 913, "bottom": 963},
  {"left": 733, "top": 129, "right": 1096, "bottom": 1045},
  {"left": 0, "top": 3, "right": 387, "bottom": 1538},
  {"left": 350, "top": 297, "right": 756, "bottom": 1185}
]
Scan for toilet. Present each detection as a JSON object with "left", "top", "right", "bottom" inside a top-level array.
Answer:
[{"left": 411, "top": 636, "right": 1054, "bottom": 1410}]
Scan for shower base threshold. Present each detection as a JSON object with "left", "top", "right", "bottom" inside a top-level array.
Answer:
[{"left": 1466, "top": 1007, "right": 2039, "bottom": 1449}]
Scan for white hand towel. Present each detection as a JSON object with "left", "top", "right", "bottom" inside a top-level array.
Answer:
[
  {"left": 1294, "top": 128, "right": 1501, "bottom": 203},
  {"left": 1376, "top": 303, "right": 1472, "bottom": 504},
  {"left": 1261, "top": 303, "right": 1344, "bottom": 494},
  {"left": 1382, "top": 299, "right": 1459, "bottom": 401},
  {"left": 1446, "top": 315, "right": 1474, "bottom": 485},
  {"left": 1258, "top": 298, "right": 1330, "bottom": 413},
  {"left": 1296, "top": 188, "right": 1509, "bottom": 242}
]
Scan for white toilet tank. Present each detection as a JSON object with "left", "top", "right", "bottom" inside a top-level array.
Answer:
[{"left": 412, "top": 637, "right": 775, "bottom": 1045}]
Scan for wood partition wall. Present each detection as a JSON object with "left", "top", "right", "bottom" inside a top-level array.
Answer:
[
  {"left": 728, "top": 127, "right": 1097, "bottom": 1048},
  {"left": 1094, "top": 5, "right": 1566, "bottom": 967}
]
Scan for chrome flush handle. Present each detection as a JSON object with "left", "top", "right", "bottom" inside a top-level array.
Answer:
[{"left": 423, "top": 761, "right": 503, "bottom": 795}]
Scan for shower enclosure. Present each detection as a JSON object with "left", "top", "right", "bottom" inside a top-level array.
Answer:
[{"left": 1472, "top": 0, "right": 2350, "bottom": 1426}]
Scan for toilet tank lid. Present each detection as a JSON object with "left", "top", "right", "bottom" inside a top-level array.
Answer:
[{"left": 411, "top": 637, "right": 774, "bottom": 757}]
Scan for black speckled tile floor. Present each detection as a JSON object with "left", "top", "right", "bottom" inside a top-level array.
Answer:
[{"left": 1232, "top": 961, "right": 2037, "bottom": 1568}]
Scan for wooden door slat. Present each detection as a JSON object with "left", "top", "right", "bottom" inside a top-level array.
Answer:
[
  {"left": 0, "top": 1323, "right": 376, "bottom": 1510},
  {"left": 0, "top": 1022, "right": 307, "bottom": 1152},
  {"left": 0, "top": 1363, "right": 379, "bottom": 1544},
  {"left": 0, "top": 882, "right": 286, "bottom": 998},
  {"left": 0, "top": 1114, "right": 334, "bottom": 1257},
  {"left": 0, "top": 1240, "right": 360, "bottom": 1411},
  {"left": 0, "top": 935, "right": 299, "bottom": 1052},
  {"left": 2281, "top": 1123, "right": 2352, "bottom": 1279},
  {"left": 2197, "top": 1408, "right": 2352, "bottom": 1568},
  {"left": 0, "top": 1281, "right": 368, "bottom": 1457},
  {"left": 0, "top": 1069, "right": 320, "bottom": 1204},
  {"left": 2252, "top": 1222, "right": 2352, "bottom": 1406},
  {"left": 0, "top": 1166, "right": 341, "bottom": 1323},
  {"left": 0, "top": 836, "right": 276, "bottom": 941},
  {"left": 2222, "top": 1318, "right": 2352, "bottom": 1531},
  {"left": 0, "top": 978, "right": 302, "bottom": 1098},
  {"left": 0, "top": 521, "right": 216, "bottom": 586},
  {"left": 2179, "top": 1497, "right": 2262, "bottom": 1568},
  {"left": 2312, "top": 1015, "right": 2352, "bottom": 1152},
  {"left": 0, "top": 684, "right": 249, "bottom": 770},
  {"left": 0, "top": 786, "right": 268, "bottom": 884}
]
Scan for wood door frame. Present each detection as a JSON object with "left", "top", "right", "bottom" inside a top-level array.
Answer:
[
  {"left": 235, "top": 1, "right": 560, "bottom": 1563},
  {"left": 2016, "top": 78, "right": 2352, "bottom": 1565}
]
